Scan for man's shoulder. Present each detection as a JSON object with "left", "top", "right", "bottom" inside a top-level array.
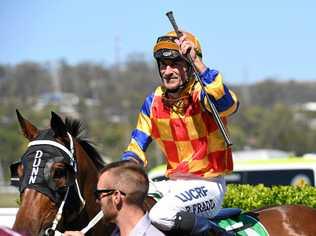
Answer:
[
  {"left": 132, "top": 213, "right": 165, "bottom": 236},
  {"left": 143, "top": 88, "right": 163, "bottom": 102},
  {"left": 152, "top": 86, "right": 164, "bottom": 96},
  {"left": 141, "top": 87, "right": 164, "bottom": 112},
  {"left": 145, "top": 224, "right": 165, "bottom": 236}
]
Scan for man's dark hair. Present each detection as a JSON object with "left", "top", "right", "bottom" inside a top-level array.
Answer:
[{"left": 99, "top": 160, "right": 149, "bottom": 207}]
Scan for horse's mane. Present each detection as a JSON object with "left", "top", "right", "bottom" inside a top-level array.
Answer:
[{"left": 65, "top": 117, "right": 106, "bottom": 171}]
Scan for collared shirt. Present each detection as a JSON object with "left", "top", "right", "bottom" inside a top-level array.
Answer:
[
  {"left": 111, "top": 213, "right": 165, "bottom": 236},
  {"left": 122, "top": 68, "right": 239, "bottom": 179}
]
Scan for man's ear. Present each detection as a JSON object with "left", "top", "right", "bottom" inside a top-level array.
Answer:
[
  {"left": 16, "top": 109, "right": 39, "bottom": 140},
  {"left": 113, "top": 192, "right": 123, "bottom": 210}
]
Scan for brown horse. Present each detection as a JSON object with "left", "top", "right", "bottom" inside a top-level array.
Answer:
[
  {"left": 10, "top": 110, "right": 114, "bottom": 236},
  {"left": 249, "top": 205, "right": 316, "bottom": 236},
  {"left": 10, "top": 111, "right": 316, "bottom": 236}
]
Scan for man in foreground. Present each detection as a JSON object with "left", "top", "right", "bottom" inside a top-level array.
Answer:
[{"left": 65, "top": 160, "right": 164, "bottom": 236}]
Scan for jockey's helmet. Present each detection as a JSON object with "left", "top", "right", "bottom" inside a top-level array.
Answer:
[{"left": 153, "top": 31, "right": 202, "bottom": 61}]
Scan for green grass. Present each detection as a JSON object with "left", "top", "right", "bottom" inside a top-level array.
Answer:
[{"left": 0, "top": 193, "right": 19, "bottom": 207}]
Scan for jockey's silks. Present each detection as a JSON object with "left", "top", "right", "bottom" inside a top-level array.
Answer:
[{"left": 122, "top": 68, "right": 239, "bottom": 179}]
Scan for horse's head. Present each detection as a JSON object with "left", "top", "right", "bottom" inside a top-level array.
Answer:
[{"left": 11, "top": 110, "right": 103, "bottom": 236}]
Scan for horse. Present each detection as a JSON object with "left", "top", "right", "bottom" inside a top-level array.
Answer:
[
  {"left": 246, "top": 205, "right": 316, "bottom": 235},
  {"left": 10, "top": 110, "right": 114, "bottom": 236},
  {"left": 10, "top": 110, "right": 316, "bottom": 236}
]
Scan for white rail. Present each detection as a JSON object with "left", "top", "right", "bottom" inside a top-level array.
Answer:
[{"left": 0, "top": 208, "right": 18, "bottom": 228}]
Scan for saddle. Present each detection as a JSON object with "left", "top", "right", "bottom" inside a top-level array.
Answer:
[
  {"left": 168, "top": 208, "right": 268, "bottom": 236},
  {"left": 214, "top": 208, "right": 241, "bottom": 220}
]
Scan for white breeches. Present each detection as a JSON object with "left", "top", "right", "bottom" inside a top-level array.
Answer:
[{"left": 148, "top": 177, "right": 226, "bottom": 231}]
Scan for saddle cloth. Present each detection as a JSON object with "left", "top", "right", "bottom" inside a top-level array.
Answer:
[{"left": 214, "top": 212, "right": 269, "bottom": 236}]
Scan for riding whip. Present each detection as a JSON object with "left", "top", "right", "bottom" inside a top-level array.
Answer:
[{"left": 165, "top": 11, "right": 233, "bottom": 146}]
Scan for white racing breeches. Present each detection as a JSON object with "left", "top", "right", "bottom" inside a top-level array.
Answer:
[{"left": 148, "top": 176, "right": 226, "bottom": 231}]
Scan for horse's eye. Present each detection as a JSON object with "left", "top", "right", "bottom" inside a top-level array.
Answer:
[{"left": 53, "top": 168, "right": 67, "bottom": 178}]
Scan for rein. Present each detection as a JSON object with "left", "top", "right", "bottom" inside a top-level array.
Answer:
[{"left": 52, "top": 211, "right": 104, "bottom": 236}]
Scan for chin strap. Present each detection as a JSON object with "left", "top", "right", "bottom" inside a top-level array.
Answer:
[
  {"left": 164, "top": 77, "right": 189, "bottom": 94},
  {"left": 162, "top": 78, "right": 196, "bottom": 114}
]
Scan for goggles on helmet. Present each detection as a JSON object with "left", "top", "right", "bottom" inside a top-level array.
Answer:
[
  {"left": 154, "top": 36, "right": 182, "bottom": 60},
  {"left": 153, "top": 33, "right": 202, "bottom": 61}
]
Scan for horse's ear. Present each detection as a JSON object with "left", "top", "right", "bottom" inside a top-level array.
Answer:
[
  {"left": 16, "top": 109, "right": 39, "bottom": 140},
  {"left": 51, "top": 111, "right": 68, "bottom": 138}
]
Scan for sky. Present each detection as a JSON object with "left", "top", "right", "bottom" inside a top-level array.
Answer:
[{"left": 0, "top": 1, "right": 315, "bottom": 84}]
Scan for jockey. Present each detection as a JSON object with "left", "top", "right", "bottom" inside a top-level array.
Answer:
[{"left": 121, "top": 30, "right": 239, "bottom": 235}]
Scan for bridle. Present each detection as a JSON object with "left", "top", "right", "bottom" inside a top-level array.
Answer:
[
  {"left": 11, "top": 130, "right": 105, "bottom": 235},
  {"left": 15, "top": 132, "right": 85, "bottom": 236},
  {"left": 36, "top": 132, "right": 84, "bottom": 236},
  {"left": 42, "top": 132, "right": 103, "bottom": 236}
]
